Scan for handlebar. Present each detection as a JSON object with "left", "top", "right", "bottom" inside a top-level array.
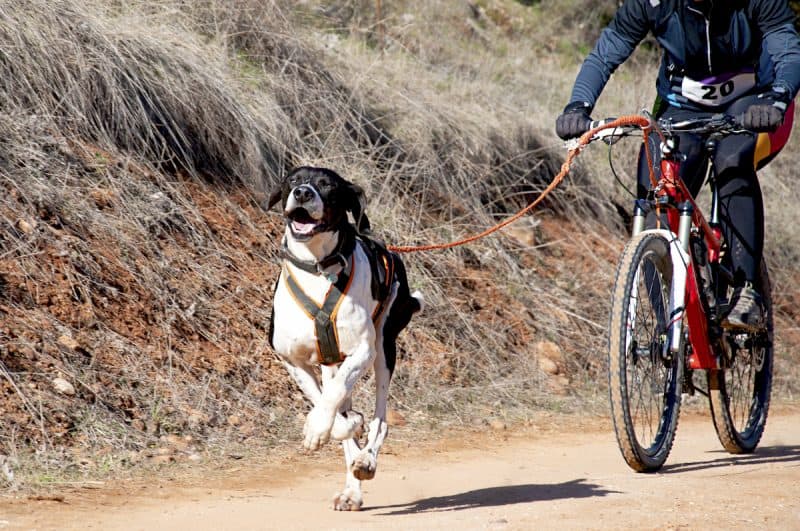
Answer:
[
  {"left": 565, "top": 112, "right": 749, "bottom": 150},
  {"left": 655, "top": 113, "right": 747, "bottom": 136}
]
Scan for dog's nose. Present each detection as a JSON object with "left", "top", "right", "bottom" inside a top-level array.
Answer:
[{"left": 292, "top": 185, "right": 313, "bottom": 203}]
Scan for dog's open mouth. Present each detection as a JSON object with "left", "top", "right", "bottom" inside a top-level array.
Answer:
[{"left": 287, "top": 208, "right": 323, "bottom": 238}]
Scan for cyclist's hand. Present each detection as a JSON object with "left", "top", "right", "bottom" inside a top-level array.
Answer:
[
  {"left": 741, "top": 87, "right": 791, "bottom": 132},
  {"left": 556, "top": 101, "right": 592, "bottom": 140}
]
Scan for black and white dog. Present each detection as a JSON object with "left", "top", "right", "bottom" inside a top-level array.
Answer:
[{"left": 267, "top": 166, "right": 423, "bottom": 511}]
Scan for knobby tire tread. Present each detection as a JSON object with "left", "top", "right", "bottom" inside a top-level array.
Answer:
[
  {"left": 708, "top": 262, "right": 773, "bottom": 454},
  {"left": 608, "top": 232, "right": 682, "bottom": 472}
]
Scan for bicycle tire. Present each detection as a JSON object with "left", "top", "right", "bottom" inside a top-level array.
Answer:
[
  {"left": 608, "top": 232, "right": 684, "bottom": 472},
  {"left": 708, "top": 261, "right": 773, "bottom": 454}
]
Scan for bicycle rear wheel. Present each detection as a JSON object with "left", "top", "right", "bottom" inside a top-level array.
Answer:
[
  {"left": 608, "top": 232, "right": 684, "bottom": 472},
  {"left": 708, "top": 261, "right": 773, "bottom": 453}
]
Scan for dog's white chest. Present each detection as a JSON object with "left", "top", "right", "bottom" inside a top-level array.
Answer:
[{"left": 272, "top": 251, "right": 377, "bottom": 365}]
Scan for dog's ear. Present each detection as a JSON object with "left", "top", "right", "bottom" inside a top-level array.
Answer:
[
  {"left": 345, "top": 182, "right": 371, "bottom": 234},
  {"left": 264, "top": 172, "right": 292, "bottom": 211},
  {"left": 265, "top": 185, "right": 283, "bottom": 211}
]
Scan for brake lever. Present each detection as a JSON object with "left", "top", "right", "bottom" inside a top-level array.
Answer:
[{"left": 563, "top": 119, "right": 627, "bottom": 150}]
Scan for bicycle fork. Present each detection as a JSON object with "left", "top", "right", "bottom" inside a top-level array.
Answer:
[{"left": 632, "top": 199, "right": 717, "bottom": 369}]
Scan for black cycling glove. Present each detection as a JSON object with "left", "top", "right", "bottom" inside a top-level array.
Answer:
[
  {"left": 555, "top": 101, "right": 593, "bottom": 140},
  {"left": 741, "top": 87, "right": 791, "bottom": 132}
]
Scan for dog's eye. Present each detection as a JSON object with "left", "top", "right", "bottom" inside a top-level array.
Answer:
[{"left": 318, "top": 179, "right": 331, "bottom": 189}]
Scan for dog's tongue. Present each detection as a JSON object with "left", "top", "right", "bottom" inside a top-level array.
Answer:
[{"left": 291, "top": 220, "right": 316, "bottom": 235}]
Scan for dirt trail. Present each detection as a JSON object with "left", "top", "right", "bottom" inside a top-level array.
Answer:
[{"left": 2, "top": 411, "right": 800, "bottom": 530}]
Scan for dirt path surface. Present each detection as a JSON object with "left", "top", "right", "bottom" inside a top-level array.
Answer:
[{"left": 2, "top": 411, "right": 800, "bottom": 530}]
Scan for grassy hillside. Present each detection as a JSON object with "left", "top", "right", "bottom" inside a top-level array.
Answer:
[{"left": 1, "top": 0, "right": 798, "bottom": 486}]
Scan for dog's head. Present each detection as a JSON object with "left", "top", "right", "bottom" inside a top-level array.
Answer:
[{"left": 266, "top": 166, "right": 370, "bottom": 241}]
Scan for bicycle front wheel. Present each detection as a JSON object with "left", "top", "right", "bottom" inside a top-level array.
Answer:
[
  {"left": 708, "top": 260, "right": 773, "bottom": 453},
  {"left": 608, "top": 232, "right": 684, "bottom": 472}
]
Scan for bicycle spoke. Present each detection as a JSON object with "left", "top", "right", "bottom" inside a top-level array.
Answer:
[
  {"left": 625, "top": 252, "right": 669, "bottom": 450},
  {"left": 728, "top": 347, "right": 757, "bottom": 431},
  {"left": 610, "top": 232, "right": 682, "bottom": 471},
  {"left": 708, "top": 261, "right": 772, "bottom": 454}
]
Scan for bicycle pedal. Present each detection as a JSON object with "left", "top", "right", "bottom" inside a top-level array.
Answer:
[{"left": 729, "top": 332, "right": 757, "bottom": 348}]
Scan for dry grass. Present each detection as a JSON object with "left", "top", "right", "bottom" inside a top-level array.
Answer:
[{"left": 0, "top": 0, "right": 798, "bottom": 488}]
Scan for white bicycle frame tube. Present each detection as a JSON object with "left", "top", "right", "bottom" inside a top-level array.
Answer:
[{"left": 638, "top": 228, "right": 689, "bottom": 354}]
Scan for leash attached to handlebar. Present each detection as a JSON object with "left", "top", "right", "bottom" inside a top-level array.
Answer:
[{"left": 389, "top": 114, "right": 657, "bottom": 253}]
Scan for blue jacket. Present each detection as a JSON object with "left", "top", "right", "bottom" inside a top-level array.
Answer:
[{"left": 569, "top": 0, "right": 800, "bottom": 111}]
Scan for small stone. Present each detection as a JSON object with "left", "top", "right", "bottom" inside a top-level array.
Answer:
[
  {"left": 504, "top": 218, "right": 540, "bottom": 247},
  {"left": 90, "top": 189, "right": 114, "bottom": 208},
  {"left": 236, "top": 422, "right": 256, "bottom": 437},
  {"left": 187, "top": 412, "right": 204, "bottom": 428},
  {"left": 505, "top": 225, "right": 535, "bottom": 246},
  {"left": 52, "top": 377, "right": 75, "bottom": 396},
  {"left": 548, "top": 375, "right": 571, "bottom": 396},
  {"left": 16, "top": 218, "right": 35, "bottom": 234},
  {"left": 150, "top": 454, "right": 174, "bottom": 465},
  {"left": 75, "top": 456, "right": 94, "bottom": 468},
  {"left": 386, "top": 408, "right": 406, "bottom": 427},
  {"left": 489, "top": 420, "right": 507, "bottom": 431},
  {"left": 187, "top": 453, "right": 202, "bottom": 462},
  {"left": 538, "top": 356, "right": 560, "bottom": 375},
  {"left": 57, "top": 335, "right": 80, "bottom": 351},
  {"left": 227, "top": 415, "right": 241, "bottom": 426},
  {"left": 534, "top": 340, "right": 564, "bottom": 364},
  {"left": 163, "top": 434, "right": 189, "bottom": 451}
]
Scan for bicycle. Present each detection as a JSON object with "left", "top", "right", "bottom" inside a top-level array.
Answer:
[{"left": 576, "top": 112, "right": 774, "bottom": 472}]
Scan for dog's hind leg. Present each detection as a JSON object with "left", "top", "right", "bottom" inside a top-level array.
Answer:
[
  {"left": 351, "top": 277, "right": 422, "bottom": 481},
  {"left": 333, "top": 438, "right": 363, "bottom": 511},
  {"left": 351, "top": 346, "right": 391, "bottom": 481}
]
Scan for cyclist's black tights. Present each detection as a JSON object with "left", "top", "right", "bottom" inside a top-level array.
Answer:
[{"left": 636, "top": 95, "right": 769, "bottom": 287}]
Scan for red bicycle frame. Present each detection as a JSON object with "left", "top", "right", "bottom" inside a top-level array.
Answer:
[{"left": 659, "top": 157, "right": 722, "bottom": 370}]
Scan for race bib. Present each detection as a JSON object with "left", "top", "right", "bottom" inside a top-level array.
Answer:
[{"left": 680, "top": 71, "right": 756, "bottom": 107}]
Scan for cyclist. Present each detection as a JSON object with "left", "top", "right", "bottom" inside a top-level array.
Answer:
[{"left": 555, "top": 0, "right": 800, "bottom": 331}]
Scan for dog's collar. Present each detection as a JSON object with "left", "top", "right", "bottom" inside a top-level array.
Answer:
[{"left": 282, "top": 226, "right": 357, "bottom": 279}]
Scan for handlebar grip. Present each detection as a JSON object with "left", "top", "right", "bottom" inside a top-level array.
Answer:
[{"left": 590, "top": 118, "right": 618, "bottom": 130}]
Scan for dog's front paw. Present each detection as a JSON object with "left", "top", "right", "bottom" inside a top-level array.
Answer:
[
  {"left": 331, "top": 411, "right": 364, "bottom": 441},
  {"left": 351, "top": 450, "right": 377, "bottom": 480},
  {"left": 303, "top": 406, "right": 335, "bottom": 450},
  {"left": 332, "top": 488, "right": 363, "bottom": 511}
]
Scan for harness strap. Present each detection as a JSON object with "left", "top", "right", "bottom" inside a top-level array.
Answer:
[
  {"left": 284, "top": 257, "right": 355, "bottom": 365},
  {"left": 281, "top": 230, "right": 398, "bottom": 366},
  {"left": 371, "top": 252, "right": 395, "bottom": 322},
  {"left": 281, "top": 226, "right": 357, "bottom": 276}
]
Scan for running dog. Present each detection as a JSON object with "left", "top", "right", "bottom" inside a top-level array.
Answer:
[{"left": 267, "top": 166, "right": 423, "bottom": 511}]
